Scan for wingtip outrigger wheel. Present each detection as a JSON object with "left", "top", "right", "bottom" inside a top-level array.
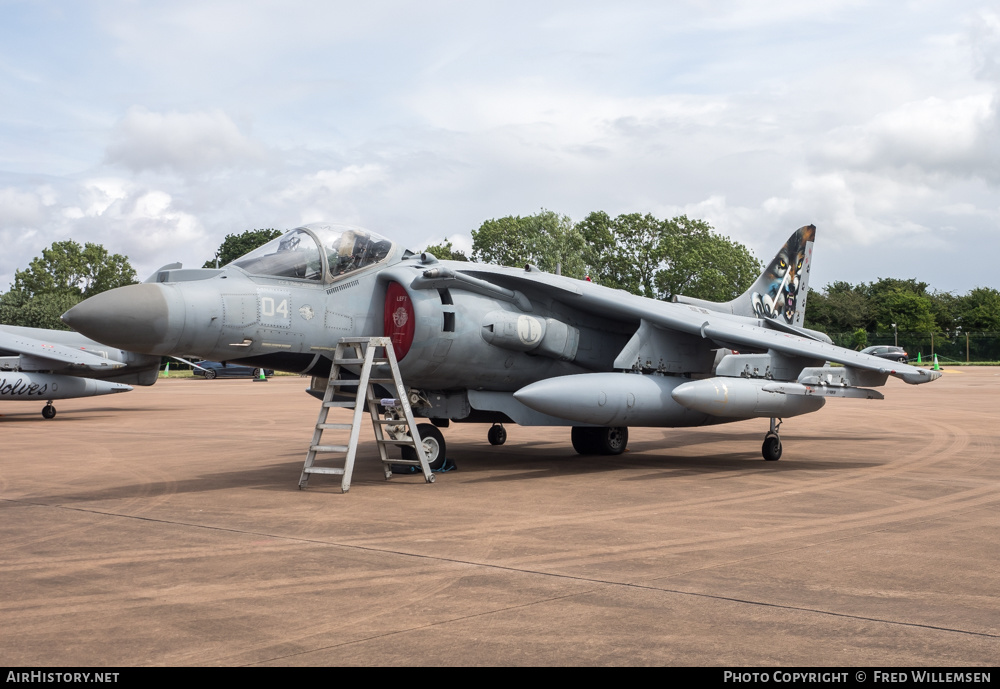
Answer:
[
  {"left": 762, "top": 417, "right": 782, "bottom": 461},
  {"left": 488, "top": 423, "right": 507, "bottom": 446},
  {"left": 42, "top": 402, "right": 56, "bottom": 420}
]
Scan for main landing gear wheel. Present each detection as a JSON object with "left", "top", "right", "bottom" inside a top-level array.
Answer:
[
  {"left": 762, "top": 434, "right": 782, "bottom": 461},
  {"left": 571, "top": 426, "right": 629, "bottom": 455},
  {"left": 402, "top": 423, "right": 448, "bottom": 471},
  {"left": 42, "top": 403, "right": 56, "bottom": 419},
  {"left": 488, "top": 424, "right": 507, "bottom": 446},
  {"left": 761, "top": 417, "right": 782, "bottom": 461}
]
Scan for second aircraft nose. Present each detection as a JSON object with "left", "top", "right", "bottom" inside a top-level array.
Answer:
[{"left": 62, "top": 283, "right": 184, "bottom": 354}]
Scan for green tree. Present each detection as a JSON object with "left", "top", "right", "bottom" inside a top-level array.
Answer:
[
  {"left": 575, "top": 211, "right": 621, "bottom": 285},
  {"left": 203, "top": 228, "right": 282, "bottom": 268},
  {"left": 955, "top": 287, "right": 1000, "bottom": 331},
  {"left": 577, "top": 212, "right": 760, "bottom": 300},
  {"left": 472, "top": 210, "right": 585, "bottom": 277},
  {"left": 850, "top": 328, "right": 868, "bottom": 350},
  {"left": 804, "top": 281, "right": 870, "bottom": 333},
  {"left": 578, "top": 212, "right": 665, "bottom": 297},
  {"left": 423, "top": 240, "right": 469, "bottom": 262},
  {"left": 928, "top": 290, "right": 959, "bottom": 334},
  {"left": 653, "top": 216, "right": 761, "bottom": 301},
  {"left": 0, "top": 240, "right": 138, "bottom": 330},
  {"left": 863, "top": 278, "right": 937, "bottom": 333}
]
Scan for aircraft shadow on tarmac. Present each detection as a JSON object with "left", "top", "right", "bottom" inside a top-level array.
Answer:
[
  {"left": 27, "top": 437, "right": 884, "bottom": 503},
  {"left": 634, "top": 430, "right": 885, "bottom": 449},
  {"left": 456, "top": 452, "right": 880, "bottom": 484},
  {"left": 0, "top": 406, "right": 160, "bottom": 421},
  {"left": 26, "top": 457, "right": 310, "bottom": 504}
]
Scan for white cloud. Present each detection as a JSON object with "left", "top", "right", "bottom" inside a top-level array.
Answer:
[
  {"left": 264, "top": 164, "right": 389, "bottom": 227},
  {"left": 0, "top": 187, "right": 47, "bottom": 229},
  {"left": 105, "top": 107, "right": 266, "bottom": 174},
  {"left": 816, "top": 94, "right": 1000, "bottom": 180}
]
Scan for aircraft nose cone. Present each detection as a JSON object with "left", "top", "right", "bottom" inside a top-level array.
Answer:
[{"left": 62, "top": 283, "right": 181, "bottom": 354}]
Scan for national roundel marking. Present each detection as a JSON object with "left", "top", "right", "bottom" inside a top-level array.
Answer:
[{"left": 384, "top": 281, "right": 415, "bottom": 359}]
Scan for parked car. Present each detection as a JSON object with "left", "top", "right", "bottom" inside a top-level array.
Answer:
[
  {"left": 860, "top": 345, "right": 909, "bottom": 363},
  {"left": 192, "top": 361, "right": 274, "bottom": 379}
]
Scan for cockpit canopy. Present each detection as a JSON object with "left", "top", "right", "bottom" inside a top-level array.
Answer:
[{"left": 230, "top": 223, "right": 395, "bottom": 282}]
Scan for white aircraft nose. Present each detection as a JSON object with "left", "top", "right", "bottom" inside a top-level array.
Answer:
[{"left": 62, "top": 283, "right": 184, "bottom": 354}]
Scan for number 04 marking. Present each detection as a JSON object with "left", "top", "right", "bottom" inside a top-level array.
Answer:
[{"left": 261, "top": 297, "right": 289, "bottom": 317}]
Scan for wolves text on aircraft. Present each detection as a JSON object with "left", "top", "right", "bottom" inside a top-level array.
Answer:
[{"left": 0, "top": 325, "right": 160, "bottom": 418}]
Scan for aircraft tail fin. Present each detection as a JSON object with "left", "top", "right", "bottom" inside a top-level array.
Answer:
[{"left": 672, "top": 225, "right": 816, "bottom": 328}]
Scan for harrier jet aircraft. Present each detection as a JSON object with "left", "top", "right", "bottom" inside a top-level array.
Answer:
[
  {"left": 0, "top": 325, "right": 161, "bottom": 418},
  {"left": 62, "top": 223, "right": 939, "bottom": 463}
]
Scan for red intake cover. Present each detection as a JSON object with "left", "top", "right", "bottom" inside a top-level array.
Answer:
[{"left": 383, "top": 281, "right": 414, "bottom": 359}]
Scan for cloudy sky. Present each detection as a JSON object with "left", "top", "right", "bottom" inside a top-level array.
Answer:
[{"left": 2, "top": 1, "right": 998, "bottom": 294}]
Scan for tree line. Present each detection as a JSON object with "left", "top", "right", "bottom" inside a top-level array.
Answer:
[
  {"left": 805, "top": 279, "right": 1000, "bottom": 335},
  {"left": 426, "top": 209, "right": 762, "bottom": 302}
]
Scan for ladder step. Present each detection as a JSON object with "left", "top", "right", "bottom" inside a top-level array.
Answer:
[
  {"left": 377, "top": 438, "right": 419, "bottom": 446},
  {"left": 323, "top": 401, "right": 355, "bottom": 408},
  {"left": 311, "top": 444, "right": 349, "bottom": 452},
  {"left": 303, "top": 466, "right": 346, "bottom": 475},
  {"left": 329, "top": 377, "right": 394, "bottom": 386},
  {"left": 339, "top": 337, "right": 390, "bottom": 344},
  {"left": 333, "top": 358, "right": 366, "bottom": 365},
  {"left": 317, "top": 423, "right": 352, "bottom": 430}
]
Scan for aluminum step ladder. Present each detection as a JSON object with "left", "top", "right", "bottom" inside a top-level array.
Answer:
[{"left": 298, "top": 336, "right": 435, "bottom": 492}]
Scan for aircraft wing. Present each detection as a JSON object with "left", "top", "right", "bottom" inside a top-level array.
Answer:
[
  {"left": 0, "top": 329, "right": 126, "bottom": 371},
  {"left": 449, "top": 267, "right": 940, "bottom": 386},
  {"left": 648, "top": 306, "right": 940, "bottom": 385}
]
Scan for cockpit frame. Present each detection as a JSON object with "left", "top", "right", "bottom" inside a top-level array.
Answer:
[{"left": 228, "top": 223, "right": 396, "bottom": 285}]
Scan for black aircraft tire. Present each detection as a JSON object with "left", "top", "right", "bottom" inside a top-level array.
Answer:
[
  {"left": 42, "top": 405, "right": 56, "bottom": 420},
  {"left": 762, "top": 435, "right": 782, "bottom": 461},
  {"left": 599, "top": 427, "right": 628, "bottom": 455},
  {"left": 204, "top": 369, "right": 217, "bottom": 380},
  {"left": 488, "top": 425, "right": 507, "bottom": 446},
  {"left": 402, "top": 423, "right": 447, "bottom": 471},
  {"left": 571, "top": 427, "right": 598, "bottom": 454}
]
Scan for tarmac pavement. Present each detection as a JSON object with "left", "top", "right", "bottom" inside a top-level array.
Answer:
[{"left": 1, "top": 368, "right": 997, "bottom": 666}]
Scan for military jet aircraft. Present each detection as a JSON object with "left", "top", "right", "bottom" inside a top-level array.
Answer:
[
  {"left": 0, "top": 324, "right": 161, "bottom": 418},
  {"left": 62, "top": 223, "right": 939, "bottom": 463}
]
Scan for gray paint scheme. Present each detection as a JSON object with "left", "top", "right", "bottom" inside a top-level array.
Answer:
[
  {"left": 62, "top": 223, "right": 940, "bottom": 456},
  {"left": 0, "top": 324, "right": 162, "bottom": 417}
]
